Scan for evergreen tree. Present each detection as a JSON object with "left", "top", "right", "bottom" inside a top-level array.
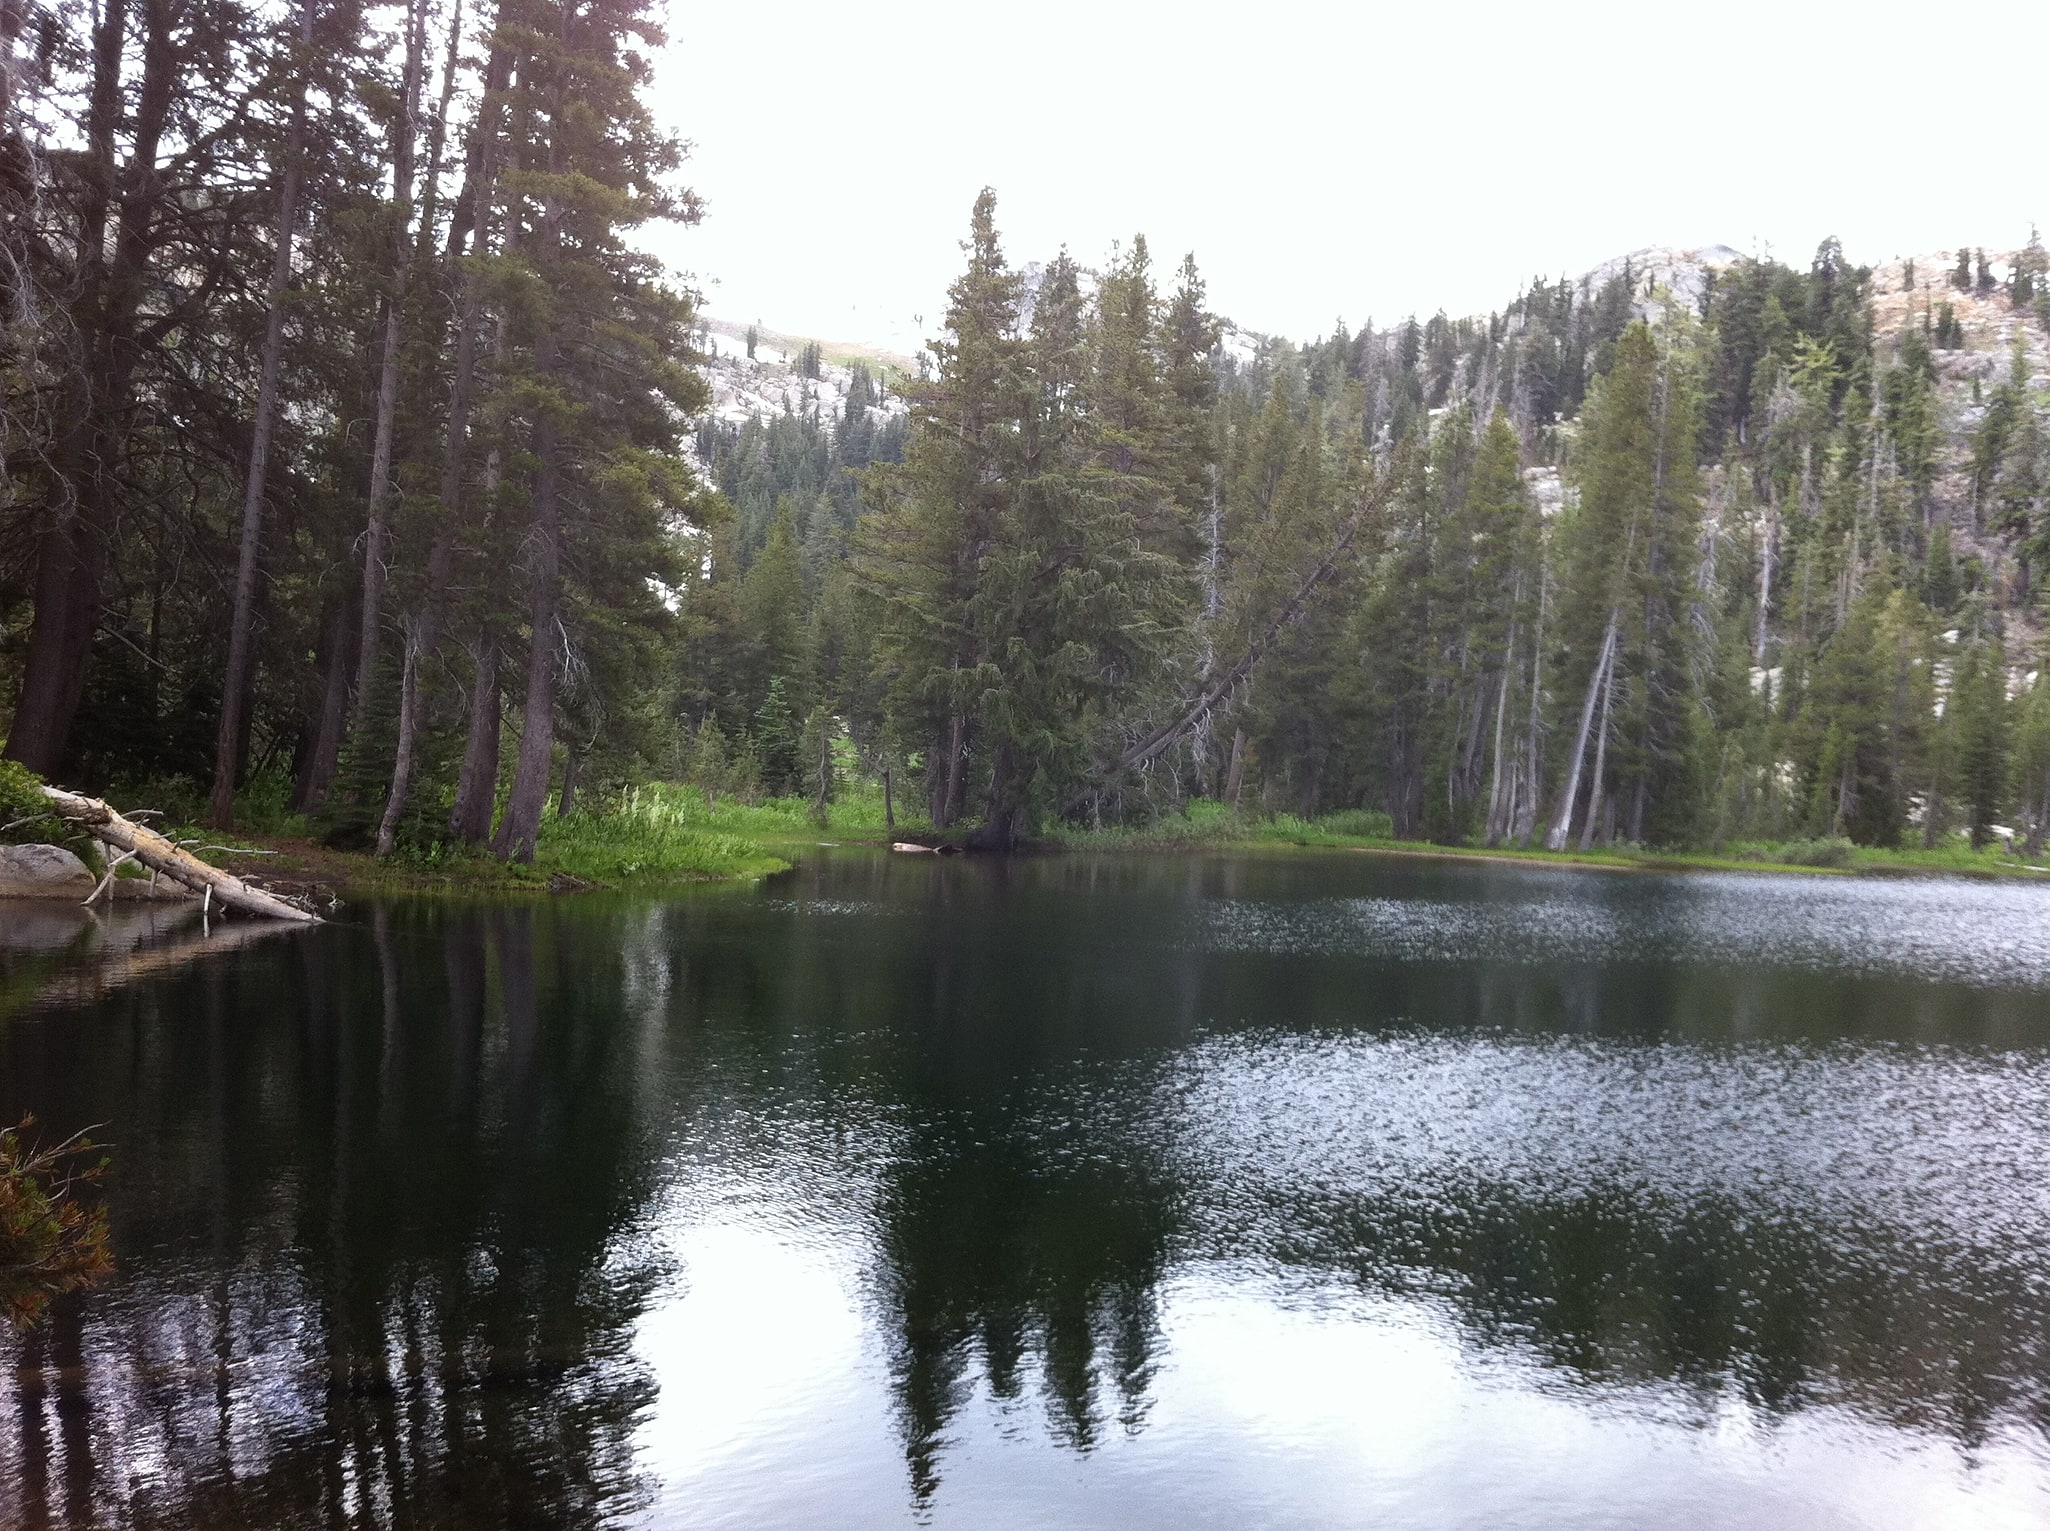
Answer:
[
  {"left": 1950, "top": 633, "right": 2011, "bottom": 848},
  {"left": 485, "top": 0, "right": 710, "bottom": 861}
]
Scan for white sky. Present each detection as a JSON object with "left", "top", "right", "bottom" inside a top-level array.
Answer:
[{"left": 650, "top": 0, "right": 2050, "bottom": 353}]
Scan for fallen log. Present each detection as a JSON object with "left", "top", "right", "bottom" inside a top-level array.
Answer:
[{"left": 40, "top": 787, "right": 321, "bottom": 923}]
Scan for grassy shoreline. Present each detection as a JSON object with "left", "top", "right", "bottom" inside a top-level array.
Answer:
[
  {"left": 1035, "top": 802, "right": 2050, "bottom": 880},
  {"left": 137, "top": 782, "right": 2050, "bottom": 900}
]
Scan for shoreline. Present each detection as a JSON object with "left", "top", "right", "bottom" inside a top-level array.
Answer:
[
  {"left": 16, "top": 804, "right": 2036, "bottom": 910},
  {"left": 1028, "top": 830, "right": 2050, "bottom": 883}
]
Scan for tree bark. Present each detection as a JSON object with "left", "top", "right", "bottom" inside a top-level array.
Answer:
[
  {"left": 372, "top": 613, "right": 427, "bottom": 855},
  {"left": 448, "top": 633, "right": 501, "bottom": 842},
  {"left": 937, "top": 711, "right": 966, "bottom": 829},
  {"left": 292, "top": 595, "right": 355, "bottom": 811},
  {"left": 1224, "top": 726, "right": 1247, "bottom": 809},
  {"left": 1545, "top": 610, "right": 1617, "bottom": 851},
  {"left": 209, "top": 0, "right": 316, "bottom": 828},
  {"left": 490, "top": 423, "right": 561, "bottom": 863},
  {"left": 556, "top": 751, "right": 580, "bottom": 817},
  {"left": 5, "top": 0, "right": 170, "bottom": 775},
  {"left": 42, "top": 788, "right": 320, "bottom": 922},
  {"left": 1484, "top": 632, "right": 1514, "bottom": 846},
  {"left": 1576, "top": 628, "right": 1619, "bottom": 851},
  {"left": 1516, "top": 574, "right": 1548, "bottom": 846},
  {"left": 968, "top": 741, "right": 1018, "bottom": 851}
]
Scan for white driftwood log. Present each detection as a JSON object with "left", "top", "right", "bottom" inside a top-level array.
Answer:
[{"left": 41, "top": 787, "right": 321, "bottom": 923}]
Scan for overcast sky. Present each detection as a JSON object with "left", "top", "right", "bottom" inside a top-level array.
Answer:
[{"left": 650, "top": 0, "right": 2049, "bottom": 353}]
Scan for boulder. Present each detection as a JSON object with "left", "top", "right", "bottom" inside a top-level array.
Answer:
[{"left": 0, "top": 843, "right": 97, "bottom": 899}]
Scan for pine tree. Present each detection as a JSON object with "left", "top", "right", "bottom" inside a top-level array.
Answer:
[
  {"left": 742, "top": 508, "right": 812, "bottom": 710},
  {"left": 2012, "top": 639, "right": 2050, "bottom": 854},
  {"left": 1950, "top": 633, "right": 2011, "bottom": 847},
  {"left": 685, "top": 715, "right": 729, "bottom": 805},
  {"left": 755, "top": 675, "right": 802, "bottom": 795},
  {"left": 1546, "top": 321, "right": 1701, "bottom": 848},
  {"left": 1924, "top": 520, "right": 1962, "bottom": 615},
  {"left": 487, "top": 0, "right": 710, "bottom": 862},
  {"left": 855, "top": 188, "right": 1026, "bottom": 831},
  {"left": 1800, "top": 577, "right": 1925, "bottom": 845}
]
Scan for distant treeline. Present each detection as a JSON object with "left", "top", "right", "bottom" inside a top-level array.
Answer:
[{"left": 693, "top": 196, "right": 2050, "bottom": 852}]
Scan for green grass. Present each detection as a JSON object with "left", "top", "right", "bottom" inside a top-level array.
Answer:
[
  {"left": 533, "top": 788, "right": 790, "bottom": 882},
  {"left": 614, "top": 780, "right": 916, "bottom": 842},
  {"left": 1045, "top": 800, "right": 2050, "bottom": 880},
  {"left": 1044, "top": 801, "right": 1401, "bottom": 851},
  {"left": 118, "top": 768, "right": 2050, "bottom": 896},
  {"left": 121, "top": 779, "right": 799, "bottom": 897},
  {"left": 320, "top": 786, "right": 793, "bottom": 891}
]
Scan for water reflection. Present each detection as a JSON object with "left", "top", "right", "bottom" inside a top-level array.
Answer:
[
  {"left": 1, "top": 905, "right": 666, "bottom": 1529},
  {"left": 2, "top": 852, "right": 2049, "bottom": 1527}
]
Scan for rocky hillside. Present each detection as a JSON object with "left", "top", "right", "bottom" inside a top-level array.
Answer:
[{"left": 696, "top": 316, "right": 913, "bottom": 436}]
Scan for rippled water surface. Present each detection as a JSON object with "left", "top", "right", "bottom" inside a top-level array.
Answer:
[{"left": 4, "top": 851, "right": 2050, "bottom": 1528}]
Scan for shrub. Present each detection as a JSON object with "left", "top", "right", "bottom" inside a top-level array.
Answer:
[
  {"left": 0, "top": 761, "right": 60, "bottom": 845},
  {"left": 0, "top": 1118, "right": 113, "bottom": 1329},
  {"left": 1772, "top": 837, "right": 1856, "bottom": 868}
]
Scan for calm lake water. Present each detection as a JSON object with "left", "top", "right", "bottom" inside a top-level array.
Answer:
[{"left": 4, "top": 850, "right": 2050, "bottom": 1529}]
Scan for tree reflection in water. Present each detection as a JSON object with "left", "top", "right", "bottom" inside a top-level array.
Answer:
[
  {"left": 1, "top": 905, "right": 664, "bottom": 1530},
  {"left": 2, "top": 853, "right": 2049, "bottom": 1525}
]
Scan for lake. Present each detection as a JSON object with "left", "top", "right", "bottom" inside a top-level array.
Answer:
[{"left": 3, "top": 849, "right": 2050, "bottom": 1529}]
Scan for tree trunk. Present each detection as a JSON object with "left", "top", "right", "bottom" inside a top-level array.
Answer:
[
  {"left": 4, "top": 0, "right": 169, "bottom": 775},
  {"left": 556, "top": 750, "right": 580, "bottom": 817},
  {"left": 375, "top": 13, "right": 508, "bottom": 854},
  {"left": 42, "top": 788, "right": 320, "bottom": 922},
  {"left": 1484, "top": 636, "right": 1514, "bottom": 846},
  {"left": 491, "top": 424, "right": 561, "bottom": 863},
  {"left": 1546, "top": 610, "right": 1618, "bottom": 851},
  {"left": 1576, "top": 634, "right": 1619, "bottom": 852},
  {"left": 348, "top": 0, "right": 429, "bottom": 744},
  {"left": 937, "top": 712, "right": 966, "bottom": 829},
  {"left": 968, "top": 742, "right": 1018, "bottom": 851},
  {"left": 1224, "top": 727, "right": 1247, "bottom": 810},
  {"left": 448, "top": 633, "right": 500, "bottom": 842},
  {"left": 292, "top": 596, "right": 355, "bottom": 811},
  {"left": 372, "top": 614, "right": 428, "bottom": 856},
  {"left": 7, "top": 481, "right": 106, "bottom": 776},
  {"left": 1516, "top": 575, "right": 1548, "bottom": 846},
  {"left": 882, "top": 765, "right": 895, "bottom": 832},
  {"left": 208, "top": 0, "right": 316, "bottom": 828}
]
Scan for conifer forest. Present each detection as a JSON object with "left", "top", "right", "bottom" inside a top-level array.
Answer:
[{"left": 7, "top": 0, "right": 2050, "bottom": 866}]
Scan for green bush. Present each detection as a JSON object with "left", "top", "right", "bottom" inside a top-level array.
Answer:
[
  {"left": 1736, "top": 836, "right": 1855, "bottom": 868},
  {"left": 0, "top": 761, "right": 60, "bottom": 845}
]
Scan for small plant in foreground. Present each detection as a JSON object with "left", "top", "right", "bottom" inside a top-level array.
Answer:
[{"left": 0, "top": 1118, "right": 113, "bottom": 1329}]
